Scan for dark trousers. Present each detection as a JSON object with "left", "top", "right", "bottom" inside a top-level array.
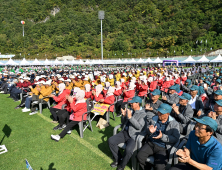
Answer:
[
  {"left": 57, "top": 110, "right": 70, "bottom": 126},
  {"left": 108, "top": 130, "right": 136, "bottom": 169},
  {"left": 169, "top": 163, "right": 198, "bottom": 170},
  {"left": 49, "top": 107, "right": 60, "bottom": 121},
  {"left": 59, "top": 120, "right": 79, "bottom": 138},
  {"left": 137, "top": 142, "right": 167, "bottom": 170},
  {"left": 1, "top": 82, "right": 8, "bottom": 93},
  {"left": 115, "top": 100, "right": 128, "bottom": 114}
]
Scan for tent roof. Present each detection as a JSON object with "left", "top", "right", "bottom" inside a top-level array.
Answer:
[
  {"left": 196, "top": 55, "right": 210, "bottom": 63},
  {"left": 44, "top": 59, "right": 51, "bottom": 65},
  {"left": 62, "top": 59, "right": 69, "bottom": 65},
  {"left": 137, "top": 58, "right": 144, "bottom": 63},
  {"left": 180, "top": 56, "right": 196, "bottom": 63},
  {"left": 115, "top": 59, "right": 123, "bottom": 64},
  {"left": 153, "top": 57, "right": 162, "bottom": 63},
  {"left": 84, "top": 59, "right": 91, "bottom": 65},
  {"left": 78, "top": 59, "right": 84, "bottom": 65},
  {"left": 5, "top": 58, "right": 18, "bottom": 65},
  {"left": 19, "top": 58, "right": 30, "bottom": 65},
  {"left": 129, "top": 58, "right": 137, "bottom": 64},
  {"left": 53, "top": 59, "right": 62, "bottom": 65},
  {"left": 210, "top": 54, "right": 222, "bottom": 62},
  {"left": 144, "top": 58, "right": 153, "bottom": 63}
]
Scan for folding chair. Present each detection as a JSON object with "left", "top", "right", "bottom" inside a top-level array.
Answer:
[{"left": 39, "top": 96, "right": 51, "bottom": 114}]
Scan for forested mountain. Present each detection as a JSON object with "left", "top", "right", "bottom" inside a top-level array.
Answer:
[{"left": 0, "top": 0, "right": 222, "bottom": 59}]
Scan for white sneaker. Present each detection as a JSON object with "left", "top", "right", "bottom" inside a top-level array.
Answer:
[
  {"left": 22, "top": 108, "right": 31, "bottom": 112},
  {"left": 29, "top": 111, "right": 38, "bottom": 115},
  {"left": 67, "top": 130, "right": 72, "bottom": 134},
  {"left": 51, "top": 135, "right": 60, "bottom": 141},
  {"left": 0, "top": 91, "right": 4, "bottom": 93}
]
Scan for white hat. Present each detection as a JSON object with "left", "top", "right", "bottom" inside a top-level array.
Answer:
[
  {"left": 40, "top": 81, "right": 45, "bottom": 84},
  {"left": 65, "top": 79, "right": 71, "bottom": 82},
  {"left": 59, "top": 78, "right": 64, "bottom": 81},
  {"left": 44, "top": 81, "right": 51, "bottom": 85},
  {"left": 83, "top": 77, "right": 88, "bottom": 81},
  {"left": 35, "top": 82, "right": 40, "bottom": 85},
  {"left": 78, "top": 76, "right": 82, "bottom": 79},
  {"left": 69, "top": 75, "right": 74, "bottom": 79}
]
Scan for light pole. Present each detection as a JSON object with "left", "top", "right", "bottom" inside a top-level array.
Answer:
[
  {"left": 98, "top": 11, "right": 105, "bottom": 60},
  {"left": 21, "top": 21, "right": 25, "bottom": 57}
]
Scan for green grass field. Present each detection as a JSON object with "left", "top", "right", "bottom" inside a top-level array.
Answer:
[{"left": 0, "top": 95, "right": 131, "bottom": 170}]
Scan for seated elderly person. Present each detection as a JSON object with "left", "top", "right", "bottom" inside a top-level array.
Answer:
[
  {"left": 189, "top": 85, "right": 204, "bottom": 117},
  {"left": 170, "top": 117, "right": 222, "bottom": 170},
  {"left": 181, "top": 79, "right": 192, "bottom": 93},
  {"left": 98, "top": 87, "right": 115, "bottom": 112},
  {"left": 48, "top": 83, "right": 71, "bottom": 123},
  {"left": 29, "top": 81, "right": 53, "bottom": 115},
  {"left": 108, "top": 96, "right": 146, "bottom": 170},
  {"left": 51, "top": 90, "right": 87, "bottom": 141},
  {"left": 115, "top": 82, "right": 135, "bottom": 117},
  {"left": 162, "top": 85, "right": 179, "bottom": 106},
  {"left": 92, "top": 84, "right": 104, "bottom": 102},
  {"left": 206, "top": 90, "right": 222, "bottom": 112},
  {"left": 16, "top": 82, "right": 40, "bottom": 110},
  {"left": 145, "top": 89, "right": 163, "bottom": 120},
  {"left": 137, "top": 103, "right": 180, "bottom": 170},
  {"left": 207, "top": 100, "right": 222, "bottom": 145},
  {"left": 171, "top": 93, "right": 194, "bottom": 134}
]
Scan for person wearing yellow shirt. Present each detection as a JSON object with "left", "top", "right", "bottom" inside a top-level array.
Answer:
[
  {"left": 65, "top": 79, "right": 73, "bottom": 91},
  {"left": 81, "top": 77, "right": 90, "bottom": 90},
  {"left": 108, "top": 74, "right": 115, "bottom": 87},
  {"left": 115, "top": 72, "right": 121, "bottom": 81},
  {"left": 73, "top": 76, "right": 83, "bottom": 89},
  {"left": 29, "top": 81, "right": 53, "bottom": 115},
  {"left": 122, "top": 73, "right": 127, "bottom": 82},
  {"left": 135, "top": 70, "right": 140, "bottom": 78}
]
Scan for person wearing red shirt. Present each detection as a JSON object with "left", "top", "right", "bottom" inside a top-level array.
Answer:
[
  {"left": 180, "top": 73, "right": 187, "bottom": 85},
  {"left": 137, "top": 78, "right": 148, "bottom": 97},
  {"left": 114, "top": 81, "right": 122, "bottom": 96},
  {"left": 92, "top": 84, "right": 104, "bottom": 102},
  {"left": 48, "top": 83, "right": 71, "bottom": 123},
  {"left": 85, "top": 84, "right": 92, "bottom": 99},
  {"left": 174, "top": 74, "right": 181, "bottom": 85},
  {"left": 115, "top": 82, "right": 136, "bottom": 117},
  {"left": 148, "top": 77, "right": 157, "bottom": 92},
  {"left": 51, "top": 90, "right": 87, "bottom": 141},
  {"left": 100, "top": 87, "right": 115, "bottom": 112}
]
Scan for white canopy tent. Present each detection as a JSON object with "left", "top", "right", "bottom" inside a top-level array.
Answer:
[
  {"left": 43, "top": 59, "right": 51, "bottom": 65},
  {"left": 181, "top": 56, "right": 196, "bottom": 63},
  {"left": 32, "top": 58, "right": 43, "bottom": 65},
  {"left": 115, "top": 59, "right": 123, "bottom": 64},
  {"left": 196, "top": 55, "right": 210, "bottom": 63},
  {"left": 19, "top": 58, "right": 30, "bottom": 65},
  {"left": 78, "top": 59, "right": 84, "bottom": 65},
  {"left": 62, "top": 59, "right": 69, "bottom": 65},
  {"left": 5, "top": 58, "right": 18, "bottom": 65},
  {"left": 96, "top": 59, "right": 104, "bottom": 65},
  {"left": 144, "top": 58, "right": 154, "bottom": 63},
  {"left": 53, "top": 59, "right": 62, "bottom": 65},
  {"left": 136, "top": 58, "right": 144, "bottom": 63},
  {"left": 70, "top": 59, "right": 78, "bottom": 65},
  {"left": 84, "top": 59, "right": 91, "bottom": 65},
  {"left": 0, "top": 61, "right": 5, "bottom": 65},
  {"left": 153, "top": 57, "right": 163, "bottom": 63},
  {"left": 129, "top": 58, "right": 137, "bottom": 64},
  {"left": 210, "top": 54, "right": 222, "bottom": 62}
]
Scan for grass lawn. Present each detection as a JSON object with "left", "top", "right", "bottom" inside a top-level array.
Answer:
[{"left": 0, "top": 94, "right": 131, "bottom": 170}]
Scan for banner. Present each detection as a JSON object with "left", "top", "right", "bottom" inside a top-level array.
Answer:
[
  {"left": 25, "top": 159, "right": 33, "bottom": 170},
  {"left": 91, "top": 103, "right": 110, "bottom": 116}
]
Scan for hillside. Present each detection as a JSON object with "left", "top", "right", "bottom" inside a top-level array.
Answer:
[{"left": 0, "top": 0, "right": 222, "bottom": 59}]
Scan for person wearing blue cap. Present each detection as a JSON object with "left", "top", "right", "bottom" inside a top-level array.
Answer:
[
  {"left": 171, "top": 93, "right": 194, "bottom": 134},
  {"left": 170, "top": 116, "right": 222, "bottom": 170},
  {"left": 145, "top": 89, "right": 163, "bottom": 120},
  {"left": 189, "top": 85, "right": 204, "bottom": 117},
  {"left": 137, "top": 103, "right": 180, "bottom": 170},
  {"left": 195, "top": 77, "right": 204, "bottom": 87},
  {"left": 162, "top": 85, "right": 179, "bottom": 106},
  {"left": 181, "top": 79, "right": 192, "bottom": 93},
  {"left": 108, "top": 96, "right": 147, "bottom": 170},
  {"left": 205, "top": 90, "right": 222, "bottom": 112},
  {"left": 207, "top": 100, "right": 222, "bottom": 145},
  {"left": 212, "top": 79, "right": 221, "bottom": 92}
]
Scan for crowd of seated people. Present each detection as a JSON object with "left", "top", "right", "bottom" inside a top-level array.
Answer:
[{"left": 1, "top": 65, "right": 222, "bottom": 170}]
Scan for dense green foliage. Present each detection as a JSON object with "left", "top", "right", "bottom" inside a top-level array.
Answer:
[{"left": 0, "top": 0, "right": 222, "bottom": 59}]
